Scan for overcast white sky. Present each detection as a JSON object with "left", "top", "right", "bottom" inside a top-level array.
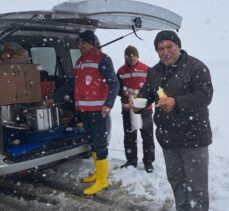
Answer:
[
  {"left": 141, "top": 0, "right": 229, "bottom": 62},
  {"left": 0, "top": 0, "right": 228, "bottom": 65}
]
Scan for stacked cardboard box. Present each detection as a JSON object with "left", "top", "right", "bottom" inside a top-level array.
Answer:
[{"left": 0, "top": 64, "right": 41, "bottom": 105}]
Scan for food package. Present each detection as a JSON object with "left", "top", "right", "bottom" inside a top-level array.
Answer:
[{"left": 132, "top": 98, "right": 147, "bottom": 108}]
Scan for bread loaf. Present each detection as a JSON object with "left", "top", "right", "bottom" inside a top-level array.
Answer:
[{"left": 157, "top": 86, "right": 168, "bottom": 100}]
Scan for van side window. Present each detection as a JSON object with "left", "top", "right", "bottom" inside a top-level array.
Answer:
[
  {"left": 30, "top": 47, "right": 56, "bottom": 76},
  {"left": 70, "top": 49, "right": 81, "bottom": 67}
]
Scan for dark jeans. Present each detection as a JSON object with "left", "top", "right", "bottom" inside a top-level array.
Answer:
[
  {"left": 122, "top": 109, "right": 155, "bottom": 164},
  {"left": 80, "top": 111, "right": 108, "bottom": 160},
  {"left": 163, "top": 146, "right": 209, "bottom": 211}
]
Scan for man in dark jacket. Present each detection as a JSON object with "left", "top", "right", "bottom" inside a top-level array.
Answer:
[{"left": 136, "top": 30, "right": 213, "bottom": 211}]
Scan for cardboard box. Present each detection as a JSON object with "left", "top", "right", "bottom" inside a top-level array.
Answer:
[{"left": 0, "top": 64, "right": 41, "bottom": 105}]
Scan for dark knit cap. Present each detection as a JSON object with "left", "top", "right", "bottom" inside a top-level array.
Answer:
[
  {"left": 124, "top": 45, "right": 139, "bottom": 57},
  {"left": 79, "top": 30, "right": 96, "bottom": 46},
  {"left": 154, "top": 30, "right": 181, "bottom": 50}
]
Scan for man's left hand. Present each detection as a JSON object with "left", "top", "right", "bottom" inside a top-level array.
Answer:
[
  {"left": 158, "top": 97, "right": 176, "bottom": 112},
  {"left": 101, "top": 106, "right": 111, "bottom": 117}
]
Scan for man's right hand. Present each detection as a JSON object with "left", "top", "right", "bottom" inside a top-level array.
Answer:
[{"left": 158, "top": 97, "right": 176, "bottom": 112}]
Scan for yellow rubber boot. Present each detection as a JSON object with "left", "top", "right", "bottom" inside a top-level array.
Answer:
[
  {"left": 83, "top": 159, "right": 109, "bottom": 195},
  {"left": 82, "top": 152, "right": 97, "bottom": 183}
]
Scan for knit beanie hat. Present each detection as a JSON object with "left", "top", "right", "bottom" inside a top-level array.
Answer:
[
  {"left": 124, "top": 45, "right": 139, "bottom": 57},
  {"left": 79, "top": 30, "right": 96, "bottom": 46},
  {"left": 154, "top": 30, "right": 181, "bottom": 50}
]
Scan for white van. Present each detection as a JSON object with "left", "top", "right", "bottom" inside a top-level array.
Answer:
[{"left": 0, "top": 0, "right": 182, "bottom": 175}]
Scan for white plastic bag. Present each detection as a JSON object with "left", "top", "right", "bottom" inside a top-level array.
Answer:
[
  {"left": 130, "top": 109, "right": 143, "bottom": 132},
  {"left": 129, "top": 95, "right": 143, "bottom": 132}
]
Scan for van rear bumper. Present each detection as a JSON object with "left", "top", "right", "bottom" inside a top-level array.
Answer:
[{"left": 0, "top": 144, "right": 90, "bottom": 176}]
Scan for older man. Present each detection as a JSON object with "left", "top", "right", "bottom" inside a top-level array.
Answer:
[{"left": 136, "top": 30, "right": 213, "bottom": 211}]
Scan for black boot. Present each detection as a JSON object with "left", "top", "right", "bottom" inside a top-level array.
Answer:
[
  {"left": 120, "top": 161, "right": 137, "bottom": 168},
  {"left": 144, "top": 162, "right": 154, "bottom": 173}
]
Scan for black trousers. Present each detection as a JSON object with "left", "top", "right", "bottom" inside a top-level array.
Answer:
[
  {"left": 80, "top": 111, "right": 108, "bottom": 160},
  {"left": 122, "top": 110, "right": 155, "bottom": 164},
  {"left": 163, "top": 146, "right": 209, "bottom": 211}
]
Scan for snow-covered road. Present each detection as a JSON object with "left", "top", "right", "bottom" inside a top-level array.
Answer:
[
  {"left": 1, "top": 144, "right": 229, "bottom": 211},
  {"left": 0, "top": 156, "right": 173, "bottom": 211}
]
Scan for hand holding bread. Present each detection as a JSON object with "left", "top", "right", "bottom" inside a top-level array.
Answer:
[{"left": 156, "top": 87, "right": 176, "bottom": 112}]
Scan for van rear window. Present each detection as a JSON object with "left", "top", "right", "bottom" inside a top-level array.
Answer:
[
  {"left": 70, "top": 49, "right": 81, "bottom": 67},
  {"left": 31, "top": 47, "right": 56, "bottom": 76}
]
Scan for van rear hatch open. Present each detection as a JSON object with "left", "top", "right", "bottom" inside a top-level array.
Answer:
[
  {"left": 0, "top": 0, "right": 182, "bottom": 36},
  {"left": 0, "top": 0, "right": 182, "bottom": 175},
  {"left": 53, "top": 0, "right": 182, "bottom": 31}
]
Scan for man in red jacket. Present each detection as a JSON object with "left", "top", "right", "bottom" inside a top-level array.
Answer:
[
  {"left": 75, "top": 30, "right": 119, "bottom": 195},
  {"left": 117, "top": 45, "right": 155, "bottom": 173}
]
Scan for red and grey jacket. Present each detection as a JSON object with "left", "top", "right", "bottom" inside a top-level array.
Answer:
[
  {"left": 74, "top": 48, "right": 119, "bottom": 111},
  {"left": 117, "top": 60, "right": 152, "bottom": 112}
]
